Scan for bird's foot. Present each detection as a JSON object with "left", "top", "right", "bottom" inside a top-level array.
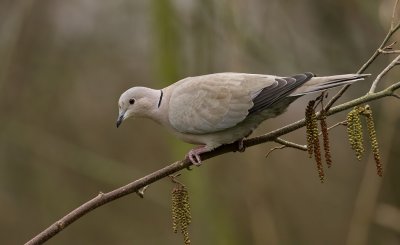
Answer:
[
  {"left": 187, "top": 145, "right": 209, "bottom": 166},
  {"left": 234, "top": 138, "right": 246, "bottom": 152}
]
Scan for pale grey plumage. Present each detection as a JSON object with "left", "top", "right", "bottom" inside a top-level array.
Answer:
[{"left": 117, "top": 72, "right": 369, "bottom": 164}]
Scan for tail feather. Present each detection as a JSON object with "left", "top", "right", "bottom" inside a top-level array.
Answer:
[{"left": 291, "top": 74, "right": 370, "bottom": 96}]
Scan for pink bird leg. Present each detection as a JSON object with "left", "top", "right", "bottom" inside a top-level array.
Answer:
[{"left": 187, "top": 145, "right": 210, "bottom": 166}]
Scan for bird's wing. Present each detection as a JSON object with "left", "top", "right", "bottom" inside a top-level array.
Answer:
[
  {"left": 168, "top": 74, "right": 256, "bottom": 134},
  {"left": 168, "top": 73, "right": 313, "bottom": 134},
  {"left": 249, "top": 72, "right": 314, "bottom": 114}
]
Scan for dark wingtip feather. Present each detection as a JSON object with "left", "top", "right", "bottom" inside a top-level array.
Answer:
[
  {"left": 292, "top": 73, "right": 370, "bottom": 96},
  {"left": 249, "top": 73, "right": 313, "bottom": 114}
]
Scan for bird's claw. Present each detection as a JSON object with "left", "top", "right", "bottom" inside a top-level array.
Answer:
[
  {"left": 188, "top": 151, "right": 202, "bottom": 166},
  {"left": 187, "top": 146, "right": 209, "bottom": 166},
  {"left": 232, "top": 138, "right": 246, "bottom": 152},
  {"left": 237, "top": 139, "right": 246, "bottom": 152}
]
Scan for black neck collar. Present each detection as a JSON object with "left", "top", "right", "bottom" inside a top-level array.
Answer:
[{"left": 157, "top": 90, "right": 163, "bottom": 108}]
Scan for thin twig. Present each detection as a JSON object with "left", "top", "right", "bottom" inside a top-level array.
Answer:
[
  {"left": 136, "top": 185, "right": 149, "bottom": 198},
  {"left": 324, "top": 3, "right": 400, "bottom": 111},
  {"left": 318, "top": 120, "right": 347, "bottom": 136},
  {"left": 379, "top": 49, "right": 400, "bottom": 54},
  {"left": 369, "top": 54, "right": 400, "bottom": 93},
  {"left": 265, "top": 145, "right": 286, "bottom": 158},
  {"left": 391, "top": 0, "right": 399, "bottom": 29},
  {"left": 169, "top": 174, "right": 185, "bottom": 186},
  {"left": 25, "top": 80, "right": 400, "bottom": 245},
  {"left": 274, "top": 138, "right": 307, "bottom": 151},
  {"left": 392, "top": 93, "right": 400, "bottom": 99},
  {"left": 265, "top": 138, "right": 307, "bottom": 158},
  {"left": 382, "top": 41, "right": 397, "bottom": 51}
]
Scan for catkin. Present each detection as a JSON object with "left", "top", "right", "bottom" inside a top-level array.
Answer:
[
  {"left": 347, "top": 106, "right": 364, "bottom": 160},
  {"left": 320, "top": 111, "right": 332, "bottom": 168},
  {"left": 362, "top": 106, "right": 383, "bottom": 177},
  {"left": 305, "top": 101, "right": 316, "bottom": 158},
  {"left": 171, "top": 185, "right": 192, "bottom": 244},
  {"left": 305, "top": 100, "right": 324, "bottom": 182}
]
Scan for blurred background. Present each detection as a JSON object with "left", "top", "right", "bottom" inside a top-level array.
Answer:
[{"left": 1, "top": 0, "right": 399, "bottom": 244}]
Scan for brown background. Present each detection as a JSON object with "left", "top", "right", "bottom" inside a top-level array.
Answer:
[{"left": 0, "top": 0, "right": 399, "bottom": 244}]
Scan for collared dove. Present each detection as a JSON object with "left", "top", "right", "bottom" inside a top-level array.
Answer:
[{"left": 117, "top": 72, "right": 368, "bottom": 165}]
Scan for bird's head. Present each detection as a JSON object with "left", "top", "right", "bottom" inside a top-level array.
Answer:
[{"left": 116, "top": 87, "right": 159, "bottom": 128}]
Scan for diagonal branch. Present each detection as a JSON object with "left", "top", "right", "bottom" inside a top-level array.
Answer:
[
  {"left": 273, "top": 138, "right": 307, "bottom": 151},
  {"left": 324, "top": 0, "right": 400, "bottom": 111},
  {"left": 378, "top": 49, "right": 400, "bottom": 54},
  {"left": 25, "top": 80, "right": 400, "bottom": 245},
  {"left": 369, "top": 54, "right": 400, "bottom": 93},
  {"left": 390, "top": 0, "right": 400, "bottom": 30},
  {"left": 265, "top": 138, "right": 307, "bottom": 158},
  {"left": 392, "top": 93, "right": 400, "bottom": 99},
  {"left": 265, "top": 145, "right": 285, "bottom": 158}
]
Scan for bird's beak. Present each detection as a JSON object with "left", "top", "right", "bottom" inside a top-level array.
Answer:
[{"left": 116, "top": 113, "right": 125, "bottom": 128}]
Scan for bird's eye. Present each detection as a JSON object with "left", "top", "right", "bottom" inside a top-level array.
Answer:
[{"left": 129, "top": 99, "right": 135, "bottom": 105}]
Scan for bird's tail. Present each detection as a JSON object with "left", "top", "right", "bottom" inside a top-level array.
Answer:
[{"left": 291, "top": 74, "right": 370, "bottom": 96}]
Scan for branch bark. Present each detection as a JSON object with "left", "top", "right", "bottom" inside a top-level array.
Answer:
[
  {"left": 369, "top": 54, "right": 400, "bottom": 93},
  {"left": 274, "top": 138, "right": 307, "bottom": 151}
]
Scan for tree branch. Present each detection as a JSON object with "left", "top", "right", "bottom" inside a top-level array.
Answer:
[
  {"left": 25, "top": 79, "right": 400, "bottom": 245},
  {"left": 379, "top": 49, "right": 400, "bottom": 54},
  {"left": 392, "top": 93, "right": 400, "bottom": 99},
  {"left": 265, "top": 145, "right": 285, "bottom": 158},
  {"left": 274, "top": 138, "right": 307, "bottom": 151},
  {"left": 265, "top": 138, "right": 307, "bottom": 158},
  {"left": 324, "top": 2, "right": 400, "bottom": 111},
  {"left": 319, "top": 120, "right": 347, "bottom": 136},
  {"left": 369, "top": 54, "right": 400, "bottom": 93},
  {"left": 390, "top": 0, "right": 399, "bottom": 30}
]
